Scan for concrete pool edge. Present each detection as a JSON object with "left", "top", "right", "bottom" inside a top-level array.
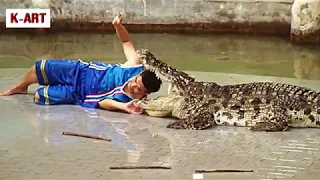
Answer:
[
  {"left": 0, "top": 20, "right": 291, "bottom": 36},
  {"left": 0, "top": 0, "right": 319, "bottom": 45}
]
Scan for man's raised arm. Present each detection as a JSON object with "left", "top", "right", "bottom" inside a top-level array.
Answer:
[{"left": 112, "top": 13, "right": 140, "bottom": 66}]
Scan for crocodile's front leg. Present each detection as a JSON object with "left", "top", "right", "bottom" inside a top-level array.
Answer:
[
  {"left": 167, "top": 111, "right": 215, "bottom": 130},
  {"left": 167, "top": 99, "right": 216, "bottom": 130},
  {"left": 166, "top": 121, "right": 185, "bottom": 129}
]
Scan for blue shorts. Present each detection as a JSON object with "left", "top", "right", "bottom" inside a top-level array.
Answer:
[{"left": 34, "top": 59, "right": 84, "bottom": 105}]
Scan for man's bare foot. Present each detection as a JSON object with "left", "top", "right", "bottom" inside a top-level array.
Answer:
[{"left": 0, "top": 85, "right": 28, "bottom": 96}]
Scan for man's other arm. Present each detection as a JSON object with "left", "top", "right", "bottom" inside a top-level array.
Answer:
[
  {"left": 98, "top": 99, "right": 126, "bottom": 111},
  {"left": 98, "top": 98, "right": 143, "bottom": 114}
]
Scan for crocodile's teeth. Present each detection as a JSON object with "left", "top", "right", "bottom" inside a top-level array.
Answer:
[{"left": 168, "top": 83, "right": 172, "bottom": 94}]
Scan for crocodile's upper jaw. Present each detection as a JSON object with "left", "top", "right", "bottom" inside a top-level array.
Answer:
[{"left": 136, "top": 49, "right": 195, "bottom": 93}]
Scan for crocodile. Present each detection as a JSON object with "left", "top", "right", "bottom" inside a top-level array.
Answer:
[{"left": 135, "top": 49, "right": 320, "bottom": 132}]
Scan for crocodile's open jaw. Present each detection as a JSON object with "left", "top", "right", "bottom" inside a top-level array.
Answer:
[
  {"left": 135, "top": 48, "right": 193, "bottom": 115},
  {"left": 136, "top": 49, "right": 195, "bottom": 93}
]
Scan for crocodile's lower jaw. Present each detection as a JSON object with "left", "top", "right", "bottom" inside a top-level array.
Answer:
[{"left": 144, "top": 109, "right": 172, "bottom": 117}]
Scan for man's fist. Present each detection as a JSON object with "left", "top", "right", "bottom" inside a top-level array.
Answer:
[{"left": 112, "top": 13, "right": 122, "bottom": 26}]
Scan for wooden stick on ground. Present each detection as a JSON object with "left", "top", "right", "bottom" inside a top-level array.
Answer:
[
  {"left": 109, "top": 165, "right": 172, "bottom": 170},
  {"left": 195, "top": 169, "right": 254, "bottom": 173},
  {"left": 62, "top": 131, "right": 111, "bottom": 142}
]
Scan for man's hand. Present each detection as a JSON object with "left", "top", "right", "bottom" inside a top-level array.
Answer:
[
  {"left": 112, "top": 13, "right": 122, "bottom": 26},
  {"left": 124, "top": 100, "right": 143, "bottom": 115}
]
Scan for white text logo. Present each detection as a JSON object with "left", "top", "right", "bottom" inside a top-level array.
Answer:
[{"left": 6, "top": 9, "right": 51, "bottom": 28}]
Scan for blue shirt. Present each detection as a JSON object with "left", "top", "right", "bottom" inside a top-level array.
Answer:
[{"left": 80, "top": 62, "right": 144, "bottom": 108}]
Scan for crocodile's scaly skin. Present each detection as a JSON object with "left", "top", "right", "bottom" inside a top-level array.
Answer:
[{"left": 135, "top": 49, "right": 320, "bottom": 131}]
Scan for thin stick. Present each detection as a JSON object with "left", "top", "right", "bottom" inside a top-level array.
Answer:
[
  {"left": 195, "top": 169, "right": 254, "bottom": 173},
  {"left": 109, "top": 165, "right": 171, "bottom": 170},
  {"left": 62, "top": 131, "right": 111, "bottom": 142}
]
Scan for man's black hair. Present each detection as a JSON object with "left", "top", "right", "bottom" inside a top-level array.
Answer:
[{"left": 141, "top": 70, "right": 162, "bottom": 93}]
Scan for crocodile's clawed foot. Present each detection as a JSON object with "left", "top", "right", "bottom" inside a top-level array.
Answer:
[
  {"left": 249, "top": 122, "right": 289, "bottom": 132},
  {"left": 167, "top": 121, "right": 185, "bottom": 129}
]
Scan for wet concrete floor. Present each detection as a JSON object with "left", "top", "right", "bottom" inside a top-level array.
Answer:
[{"left": 0, "top": 33, "right": 320, "bottom": 179}]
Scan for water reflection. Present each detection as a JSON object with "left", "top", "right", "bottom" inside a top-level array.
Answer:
[
  {"left": 0, "top": 33, "right": 319, "bottom": 80},
  {"left": 293, "top": 46, "right": 320, "bottom": 80}
]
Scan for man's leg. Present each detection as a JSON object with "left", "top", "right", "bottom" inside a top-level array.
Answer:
[
  {"left": 34, "top": 85, "right": 75, "bottom": 105},
  {"left": 0, "top": 59, "right": 81, "bottom": 96},
  {"left": 0, "top": 65, "right": 37, "bottom": 96}
]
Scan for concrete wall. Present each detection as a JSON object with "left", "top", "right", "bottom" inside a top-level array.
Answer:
[
  {"left": 0, "top": 0, "right": 319, "bottom": 45},
  {"left": 291, "top": 0, "right": 320, "bottom": 44}
]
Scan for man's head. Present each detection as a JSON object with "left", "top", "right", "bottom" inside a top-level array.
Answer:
[{"left": 126, "top": 70, "right": 162, "bottom": 99}]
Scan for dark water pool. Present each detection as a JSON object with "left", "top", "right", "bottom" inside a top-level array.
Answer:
[{"left": 0, "top": 33, "right": 319, "bottom": 80}]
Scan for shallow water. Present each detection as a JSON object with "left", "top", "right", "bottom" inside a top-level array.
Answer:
[{"left": 0, "top": 33, "right": 319, "bottom": 80}]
